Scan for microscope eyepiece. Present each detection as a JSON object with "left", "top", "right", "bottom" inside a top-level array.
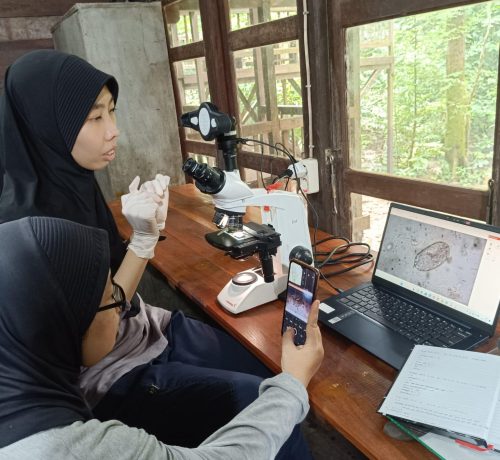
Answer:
[{"left": 183, "top": 158, "right": 226, "bottom": 194}]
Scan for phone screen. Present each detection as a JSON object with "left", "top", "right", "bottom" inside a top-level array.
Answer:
[{"left": 281, "top": 259, "right": 319, "bottom": 345}]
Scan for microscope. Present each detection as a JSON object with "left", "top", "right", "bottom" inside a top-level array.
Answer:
[{"left": 181, "top": 102, "right": 313, "bottom": 314}]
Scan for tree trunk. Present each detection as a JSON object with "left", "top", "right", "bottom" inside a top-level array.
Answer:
[{"left": 445, "top": 11, "right": 467, "bottom": 179}]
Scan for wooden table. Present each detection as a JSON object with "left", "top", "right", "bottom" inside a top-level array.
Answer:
[{"left": 109, "top": 184, "right": 499, "bottom": 460}]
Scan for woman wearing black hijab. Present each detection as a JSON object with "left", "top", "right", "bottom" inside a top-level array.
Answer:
[
  {"left": 0, "top": 216, "right": 324, "bottom": 459},
  {"left": 0, "top": 49, "right": 125, "bottom": 271},
  {"left": 0, "top": 50, "right": 313, "bottom": 457}
]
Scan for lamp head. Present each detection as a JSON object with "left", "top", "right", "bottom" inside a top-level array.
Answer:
[{"left": 180, "top": 102, "right": 235, "bottom": 141}]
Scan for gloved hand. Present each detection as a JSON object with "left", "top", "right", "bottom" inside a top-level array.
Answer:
[
  {"left": 121, "top": 176, "right": 161, "bottom": 259},
  {"left": 140, "top": 174, "right": 170, "bottom": 231}
]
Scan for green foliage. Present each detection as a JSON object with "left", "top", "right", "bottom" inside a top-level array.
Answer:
[{"left": 350, "top": 1, "right": 499, "bottom": 189}]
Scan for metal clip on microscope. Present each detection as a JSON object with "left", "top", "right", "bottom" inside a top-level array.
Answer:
[{"left": 181, "top": 102, "right": 313, "bottom": 314}]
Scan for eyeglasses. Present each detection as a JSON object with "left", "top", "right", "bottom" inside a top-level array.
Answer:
[{"left": 97, "top": 280, "right": 130, "bottom": 318}]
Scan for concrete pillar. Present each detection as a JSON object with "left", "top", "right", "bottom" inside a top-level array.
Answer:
[{"left": 52, "top": 2, "right": 184, "bottom": 200}]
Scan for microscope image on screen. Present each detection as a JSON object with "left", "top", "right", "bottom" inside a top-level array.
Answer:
[
  {"left": 377, "top": 215, "right": 486, "bottom": 305},
  {"left": 285, "top": 284, "right": 313, "bottom": 323},
  {"left": 282, "top": 260, "right": 318, "bottom": 345}
]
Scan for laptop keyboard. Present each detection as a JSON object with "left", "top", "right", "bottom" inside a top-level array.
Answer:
[{"left": 338, "top": 285, "right": 472, "bottom": 347}]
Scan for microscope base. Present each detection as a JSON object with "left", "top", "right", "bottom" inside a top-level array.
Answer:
[{"left": 217, "top": 268, "right": 287, "bottom": 314}]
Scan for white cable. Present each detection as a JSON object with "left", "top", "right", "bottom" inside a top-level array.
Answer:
[{"left": 302, "top": 0, "right": 314, "bottom": 158}]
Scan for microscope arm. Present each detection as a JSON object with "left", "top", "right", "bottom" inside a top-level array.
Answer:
[
  {"left": 180, "top": 102, "right": 313, "bottom": 313},
  {"left": 211, "top": 170, "right": 255, "bottom": 214},
  {"left": 213, "top": 188, "right": 313, "bottom": 270}
]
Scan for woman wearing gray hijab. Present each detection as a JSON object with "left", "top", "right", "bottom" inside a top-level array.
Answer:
[{"left": 0, "top": 216, "right": 323, "bottom": 459}]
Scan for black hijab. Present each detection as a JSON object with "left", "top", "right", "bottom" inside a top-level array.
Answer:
[
  {"left": 0, "top": 50, "right": 126, "bottom": 273},
  {"left": 0, "top": 216, "right": 109, "bottom": 447}
]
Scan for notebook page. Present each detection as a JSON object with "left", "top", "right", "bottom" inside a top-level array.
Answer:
[
  {"left": 487, "top": 379, "right": 500, "bottom": 446},
  {"left": 379, "top": 345, "right": 500, "bottom": 441}
]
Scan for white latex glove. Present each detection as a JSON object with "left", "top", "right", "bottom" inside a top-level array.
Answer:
[
  {"left": 121, "top": 176, "right": 161, "bottom": 259},
  {"left": 140, "top": 174, "right": 170, "bottom": 231}
]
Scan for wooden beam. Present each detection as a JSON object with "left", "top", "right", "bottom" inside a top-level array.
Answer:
[
  {"left": 240, "top": 121, "right": 277, "bottom": 137},
  {"left": 344, "top": 169, "right": 488, "bottom": 221},
  {"left": 279, "top": 116, "right": 303, "bottom": 130},
  {"left": 184, "top": 140, "right": 217, "bottom": 156},
  {"left": 237, "top": 116, "right": 303, "bottom": 137},
  {"left": 360, "top": 56, "right": 394, "bottom": 70},
  {"left": 237, "top": 85, "right": 258, "bottom": 121},
  {"left": 228, "top": 15, "right": 298, "bottom": 51},
  {"left": 0, "top": 0, "right": 111, "bottom": 18},
  {"left": 180, "top": 63, "right": 300, "bottom": 85},
  {"left": 164, "top": 0, "right": 297, "bottom": 9},
  {"left": 168, "top": 41, "right": 205, "bottom": 62},
  {"left": 360, "top": 69, "right": 381, "bottom": 97},
  {"left": 238, "top": 149, "right": 290, "bottom": 173},
  {"left": 217, "top": 0, "right": 296, "bottom": 7},
  {"left": 0, "top": 39, "right": 54, "bottom": 53},
  {"left": 360, "top": 39, "right": 392, "bottom": 49},
  {"left": 352, "top": 213, "right": 371, "bottom": 234},
  {"left": 182, "top": 141, "right": 290, "bottom": 175},
  {"left": 340, "top": 0, "right": 487, "bottom": 28},
  {"left": 0, "top": 17, "right": 58, "bottom": 41},
  {"left": 278, "top": 104, "right": 302, "bottom": 116}
]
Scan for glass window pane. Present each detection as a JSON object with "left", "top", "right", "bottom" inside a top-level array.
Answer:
[
  {"left": 229, "top": 1, "right": 297, "bottom": 31},
  {"left": 164, "top": 0, "right": 202, "bottom": 47},
  {"left": 351, "top": 193, "right": 391, "bottom": 252},
  {"left": 234, "top": 40, "right": 303, "bottom": 158},
  {"left": 172, "top": 58, "right": 211, "bottom": 142},
  {"left": 346, "top": 2, "right": 499, "bottom": 189}
]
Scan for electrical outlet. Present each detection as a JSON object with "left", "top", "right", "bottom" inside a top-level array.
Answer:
[{"left": 301, "top": 158, "right": 319, "bottom": 194}]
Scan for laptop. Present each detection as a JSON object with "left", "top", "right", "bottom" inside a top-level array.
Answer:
[{"left": 319, "top": 202, "right": 500, "bottom": 369}]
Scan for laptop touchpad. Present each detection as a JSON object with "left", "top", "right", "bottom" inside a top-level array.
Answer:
[{"left": 333, "top": 314, "right": 412, "bottom": 369}]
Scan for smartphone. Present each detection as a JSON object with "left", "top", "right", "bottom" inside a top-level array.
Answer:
[{"left": 281, "top": 258, "right": 319, "bottom": 346}]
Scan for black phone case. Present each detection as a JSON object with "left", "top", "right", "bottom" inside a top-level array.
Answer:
[{"left": 281, "top": 259, "right": 319, "bottom": 345}]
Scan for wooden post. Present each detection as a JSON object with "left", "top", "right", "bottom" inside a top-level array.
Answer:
[
  {"left": 298, "top": 0, "right": 340, "bottom": 235},
  {"left": 199, "top": 0, "right": 238, "bottom": 167},
  {"left": 190, "top": 10, "right": 207, "bottom": 104},
  {"left": 387, "top": 22, "right": 394, "bottom": 174},
  {"left": 491, "top": 48, "right": 500, "bottom": 227},
  {"left": 346, "top": 27, "right": 363, "bottom": 241},
  {"left": 257, "top": 1, "right": 279, "bottom": 150}
]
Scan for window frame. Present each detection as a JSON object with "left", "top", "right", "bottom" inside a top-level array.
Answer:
[
  {"left": 164, "top": 0, "right": 297, "bottom": 174},
  {"left": 330, "top": 0, "right": 500, "bottom": 238},
  {"left": 163, "top": 0, "right": 500, "bottom": 237}
]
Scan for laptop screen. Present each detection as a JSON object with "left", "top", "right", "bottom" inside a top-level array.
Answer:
[{"left": 374, "top": 204, "right": 500, "bottom": 326}]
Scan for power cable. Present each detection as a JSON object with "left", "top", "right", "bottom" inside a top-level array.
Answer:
[{"left": 238, "top": 137, "right": 373, "bottom": 294}]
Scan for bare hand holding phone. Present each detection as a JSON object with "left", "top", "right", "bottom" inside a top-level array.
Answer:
[
  {"left": 281, "top": 299, "right": 324, "bottom": 388},
  {"left": 281, "top": 259, "right": 319, "bottom": 345}
]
